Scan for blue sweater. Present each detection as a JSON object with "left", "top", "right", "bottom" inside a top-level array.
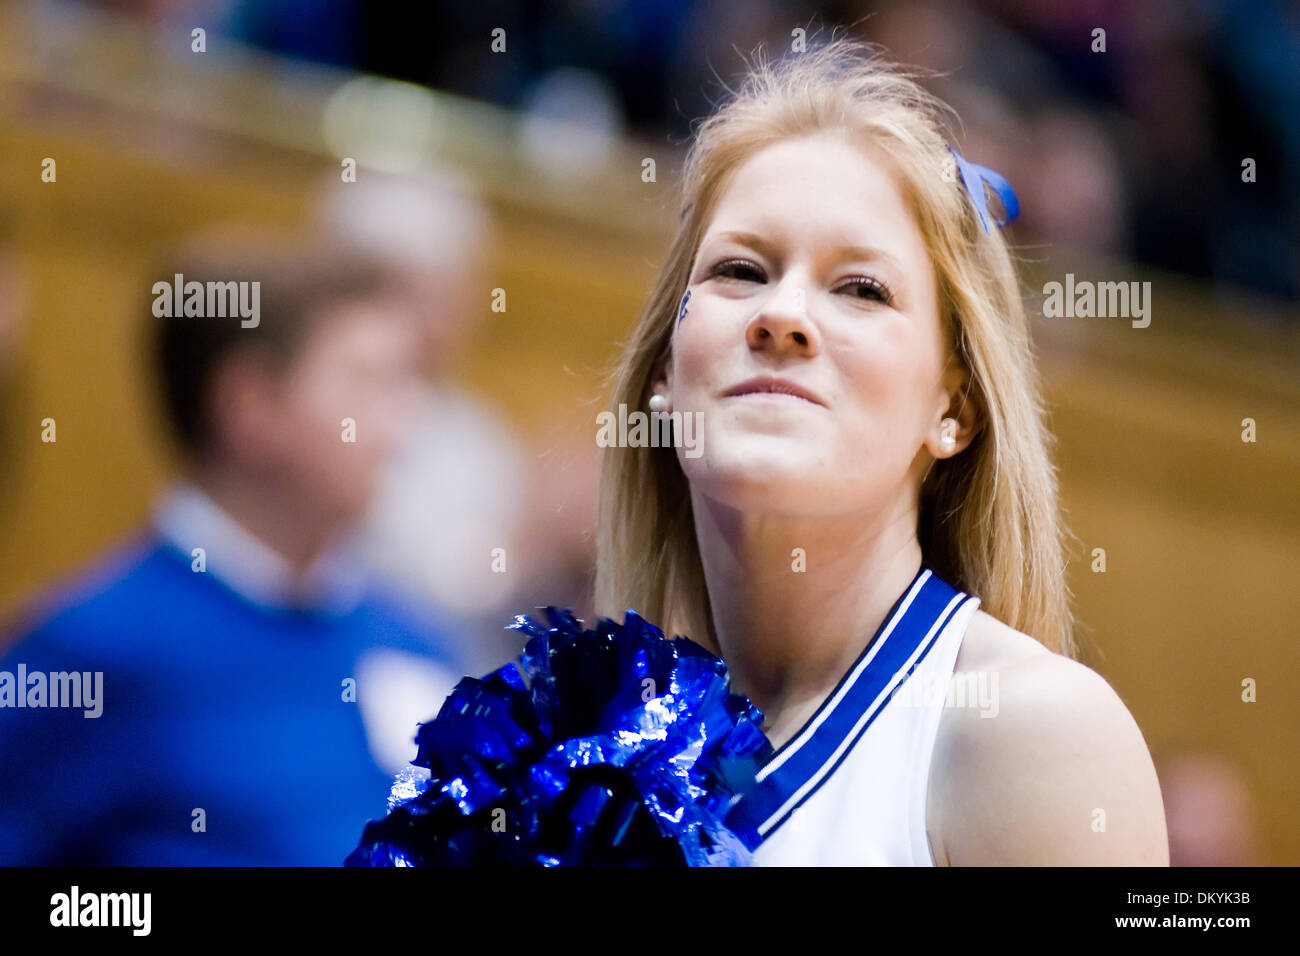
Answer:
[{"left": 0, "top": 535, "right": 466, "bottom": 865}]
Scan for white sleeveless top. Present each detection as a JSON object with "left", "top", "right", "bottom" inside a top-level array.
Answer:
[{"left": 725, "top": 567, "right": 981, "bottom": 866}]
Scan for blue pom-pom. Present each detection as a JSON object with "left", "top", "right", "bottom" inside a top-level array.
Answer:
[{"left": 346, "top": 607, "right": 773, "bottom": 866}]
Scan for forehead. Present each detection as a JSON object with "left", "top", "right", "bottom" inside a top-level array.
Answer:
[
  {"left": 702, "top": 133, "right": 926, "bottom": 262},
  {"left": 296, "top": 298, "right": 413, "bottom": 359}
]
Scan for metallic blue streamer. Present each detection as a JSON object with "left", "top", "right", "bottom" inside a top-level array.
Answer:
[{"left": 346, "top": 607, "right": 773, "bottom": 866}]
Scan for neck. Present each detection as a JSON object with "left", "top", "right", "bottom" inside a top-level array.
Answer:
[
  {"left": 692, "top": 487, "right": 923, "bottom": 749},
  {"left": 189, "top": 461, "right": 338, "bottom": 577}
]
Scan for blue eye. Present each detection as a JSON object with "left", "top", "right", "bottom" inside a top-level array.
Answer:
[{"left": 711, "top": 258, "right": 765, "bottom": 282}]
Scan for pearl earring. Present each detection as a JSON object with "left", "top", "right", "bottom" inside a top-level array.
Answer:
[
  {"left": 939, "top": 418, "right": 957, "bottom": 454},
  {"left": 649, "top": 394, "right": 669, "bottom": 414}
]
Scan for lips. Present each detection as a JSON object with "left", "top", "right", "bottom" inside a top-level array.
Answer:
[{"left": 721, "top": 375, "right": 827, "bottom": 407}]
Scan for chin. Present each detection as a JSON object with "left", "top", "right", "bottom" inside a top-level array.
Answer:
[{"left": 680, "top": 441, "right": 830, "bottom": 514}]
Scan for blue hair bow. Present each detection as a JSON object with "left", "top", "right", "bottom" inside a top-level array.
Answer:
[{"left": 948, "top": 146, "right": 1019, "bottom": 234}]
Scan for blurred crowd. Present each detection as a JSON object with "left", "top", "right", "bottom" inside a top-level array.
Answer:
[
  {"left": 0, "top": 171, "right": 598, "bottom": 864},
  {"left": 99, "top": 0, "right": 1300, "bottom": 306}
]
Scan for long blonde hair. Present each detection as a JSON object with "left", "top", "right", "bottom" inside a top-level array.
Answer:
[{"left": 594, "top": 37, "right": 1075, "bottom": 658}]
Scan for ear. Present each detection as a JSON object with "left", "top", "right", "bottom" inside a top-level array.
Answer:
[
  {"left": 648, "top": 348, "right": 674, "bottom": 407},
  {"left": 207, "top": 348, "right": 281, "bottom": 466},
  {"left": 924, "top": 360, "right": 984, "bottom": 459}
]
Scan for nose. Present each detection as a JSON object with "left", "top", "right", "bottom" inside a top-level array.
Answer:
[{"left": 745, "top": 278, "right": 820, "bottom": 356}]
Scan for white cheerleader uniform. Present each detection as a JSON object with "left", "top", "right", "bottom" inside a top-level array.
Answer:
[{"left": 726, "top": 565, "right": 982, "bottom": 866}]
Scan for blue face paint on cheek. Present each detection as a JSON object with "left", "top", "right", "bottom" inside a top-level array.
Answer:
[{"left": 677, "top": 288, "right": 692, "bottom": 324}]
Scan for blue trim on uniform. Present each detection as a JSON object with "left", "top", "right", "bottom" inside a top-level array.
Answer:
[{"left": 726, "top": 566, "right": 972, "bottom": 846}]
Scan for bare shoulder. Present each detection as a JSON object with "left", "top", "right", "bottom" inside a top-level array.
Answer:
[
  {"left": 926, "top": 610, "right": 1169, "bottom": 866},
  {"left": 952, "top": 608, "right": 1054, "bottom": 673}
]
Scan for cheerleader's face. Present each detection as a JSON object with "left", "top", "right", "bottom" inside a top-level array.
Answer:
[{"left": 663, "top": 132, "right": 961, "bottom": 517}]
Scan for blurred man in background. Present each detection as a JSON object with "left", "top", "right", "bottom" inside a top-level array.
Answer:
[
  {"left": 316, "top": 170, "right": 602, "bottom": 670},
  {"left": 0, "top": 233, "right": 464, "bottom": 864},
  {"left": 319, "top": 170, "right": 552, "bottom": 672}
]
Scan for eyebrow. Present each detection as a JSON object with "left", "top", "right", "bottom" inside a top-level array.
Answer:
[{"left": 707, "top": 230, "right": 905, "bottom": 274}]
